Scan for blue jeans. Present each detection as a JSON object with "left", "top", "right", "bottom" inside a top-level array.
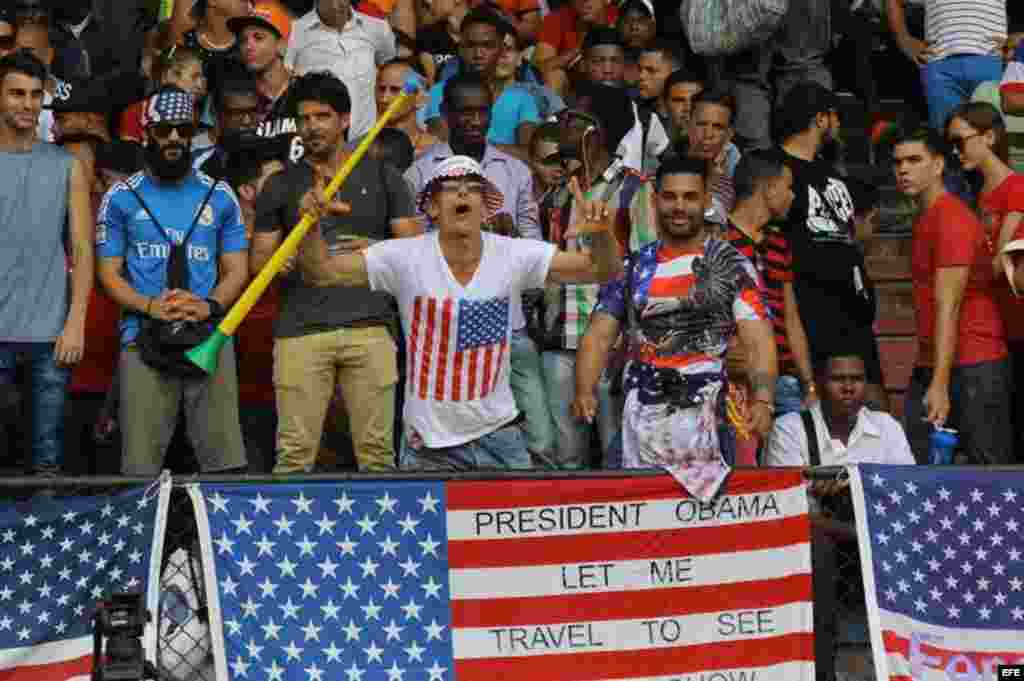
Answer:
[
  {"left": 541, "top": 350, "right": 622, "bottom": 469},
  {"left": 509, "top": 330, "right": 556, "bottom": 459},
  {"left": 922, "top": 55, "right": 1003, "bottom": 131},
  {"left": 774, "top": 375, "right": 805, "bottom": 417},
  {"left": 903, "top": 358, "right": 1013, "bottom": 465},
  {"left": 0, "top": 343, "right": 69, "bottom": 471},
  {"left": 398, "top": 421, "right": 530, "bottom": 470}
]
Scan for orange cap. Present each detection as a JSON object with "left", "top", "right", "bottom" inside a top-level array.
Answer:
[{"left": 228, "top": 1, "right": 292, "bottom": 43}]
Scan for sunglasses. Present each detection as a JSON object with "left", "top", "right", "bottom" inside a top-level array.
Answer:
[
  {"left": 950, "top": 132, "right": 982, "bottom": 153},
  {"left": 439, "top": 179, "right": 485, "bottom": 194},
  {"left": 149, "top": 122, "right": 197, "bottom": 140},
  {"left": 537, "top": 152, "right": 563, "bottom": 167}
]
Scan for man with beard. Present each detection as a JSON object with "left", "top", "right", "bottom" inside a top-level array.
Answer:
[
  {"left": 574, "top": 158, "right": 777, "bottom": 499},
  {"left": 251, "top": 71, "right": 419, "bottom": 474},
  {"left": 292, "top": 155, "right": 622, "bottom": 470},
  {"left": 228, "top": 1, "right": 304, "bottom": 162},
  {"left": 776, "top": 81, "right": 887, "bottom": 410},
  {"left": 423, "top": 7, "right": 539, "bottom": 149},
  {"left": 0, "top": 51, "right": 93, "bottom": 481},
  {"left": 96, "top": 87, "right": 250, "bottom": 476}
]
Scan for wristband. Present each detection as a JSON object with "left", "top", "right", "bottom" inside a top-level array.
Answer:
[{"left": 205, "top": 298, "right": 225, "bottom": 319}]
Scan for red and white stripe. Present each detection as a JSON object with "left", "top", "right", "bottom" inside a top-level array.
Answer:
[
  {"left": 445, "top": 472, "right": 815, "bottom": 681},
  {"left": 876, "top": 613, "right": 1024, "bottom": 681},
  {"left": 406, "top": 297, "right": 507, "bottom": 403}
]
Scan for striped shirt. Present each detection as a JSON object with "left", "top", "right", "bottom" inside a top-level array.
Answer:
[
  {"left": 925, "top": 0, "right": 1006, "bottom": 60},
  {"left": 540, "top": 169, "right": 658, "bottom": 350},
  {"left": 724, "top": 222, "right": 797, "bottom": 374}
]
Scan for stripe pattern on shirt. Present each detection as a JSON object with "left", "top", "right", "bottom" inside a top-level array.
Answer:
[
  {"left": 925, "top": 0, "right": 1006, "bottom": 59},
  {"left": 725, "top": 224, "right": 797, "bottom": 374},
  {"left": 407, "top": 295, "right": 510, "bottom": 402}
]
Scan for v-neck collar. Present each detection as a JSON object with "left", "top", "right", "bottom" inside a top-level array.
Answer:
[{"left": 434, "top": 232, "right": 486, "bottom": 292}]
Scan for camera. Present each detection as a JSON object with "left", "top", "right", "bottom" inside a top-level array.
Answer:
[{"left": 92, "top": 593, "right": 154, "bottom": 681}]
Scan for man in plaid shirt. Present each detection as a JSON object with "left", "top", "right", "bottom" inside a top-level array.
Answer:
[{"left": 537, "top": 104, "right": 657, "bottom": 469}]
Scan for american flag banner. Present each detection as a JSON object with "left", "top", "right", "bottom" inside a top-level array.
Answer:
[
  {"left": 193, "top": 471, "right": 813, "bottom": 681},
  {"left": 0, "top": 475, "right": 171, "bottom": 681},
  {"left": 849, "top": 464, "right": 1024, "bottom": 681},
  {"left": 407, "top": 296, "right": 509, "bottom": 402}
]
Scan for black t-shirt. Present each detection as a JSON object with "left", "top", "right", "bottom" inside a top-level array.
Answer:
[
  {"left": 780, "top": 151, "right": 876, "bottom": 355},
  {"left": 416, "top": 22, "right": 458, "bottom": 70},
  {"left": 258, "top": 85, "right": 304, "bottom": 163},
  {"left": 254, "top": 159, "right": 416, "bottom": 337}
]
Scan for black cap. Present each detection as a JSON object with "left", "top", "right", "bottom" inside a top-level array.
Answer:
[
  {"left": 619, "top": 0, "right": 654, "bottom": 18},
  {"left": 460, "top": 5, "right": 515, "bottom": 37},
  {"left": 778, "top": 81, "right": 839, "bottom": 131},
  {"left": 582, "top": 27, "right": 624, "bottom": 51},
  {"left": 49, "top": 79, "right": 111, "bottom": 114}
]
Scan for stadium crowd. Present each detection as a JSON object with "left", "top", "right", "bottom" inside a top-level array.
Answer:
[{"left": 2, "top": 0, "right": 1024, "bottom": 492}]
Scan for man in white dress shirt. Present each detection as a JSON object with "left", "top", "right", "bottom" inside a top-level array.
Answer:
[
  {"left": 766, "top": 352, "right": 914, "bottom": 467},
  {"left": 286, "top": 0, "right": 397, "bottom": 139},
  {"left": 766, "top": 349, "right": 913, "bottom": 681}
]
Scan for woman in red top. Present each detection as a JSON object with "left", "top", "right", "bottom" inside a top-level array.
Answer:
[{"left": 946, "top": 101, "right": 1024, "bottom": 458}]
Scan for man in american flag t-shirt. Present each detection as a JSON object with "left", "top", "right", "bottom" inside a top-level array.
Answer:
[{"left": 294, "top": 155, "right": 623, "bottom": 469}]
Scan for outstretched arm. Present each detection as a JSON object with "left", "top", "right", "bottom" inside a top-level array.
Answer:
[{"left": 547, "top": 177, "right": 623, "bottom": 284}]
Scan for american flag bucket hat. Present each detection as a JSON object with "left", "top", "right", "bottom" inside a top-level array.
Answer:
[{"left": 417, "top": 155, "right": 504, "bottom": 219}]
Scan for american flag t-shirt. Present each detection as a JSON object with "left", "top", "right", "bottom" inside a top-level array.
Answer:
[
  {"left": 850, "top": 464, "right": 1024, "bottom": 681},
  {"left": 408, "top": 296, "right": 509, "bottom": 403}
]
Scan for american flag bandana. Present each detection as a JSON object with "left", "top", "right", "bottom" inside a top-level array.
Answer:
[{"left": 144, "top": 88, "right": 196, "bottom": 128}]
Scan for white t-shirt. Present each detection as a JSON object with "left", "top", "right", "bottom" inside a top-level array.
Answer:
[{"left": 365, "top": 232, "right": 556, "bottom": 448}]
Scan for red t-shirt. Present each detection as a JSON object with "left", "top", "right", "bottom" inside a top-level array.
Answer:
[
  {"left": 979, "top": 173, "right": 1024, "bottom": 341},
  {"left": 538, "top": 4, "right": 619, "bottom": 54},
  {"left": 235, "top": 285, "right": 279, "bottom": 407},
  {"left": 70, "top": 288, "right": 122, "bottom": 395},
  {"left": 912, "top": 193, "right": 1007, "bottom": 367}
]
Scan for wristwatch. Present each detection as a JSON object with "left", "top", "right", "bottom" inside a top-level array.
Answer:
[{"left": 205, "top": 298, "right": 225, "bottom": 320}]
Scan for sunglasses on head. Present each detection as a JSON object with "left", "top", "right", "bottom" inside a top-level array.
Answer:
[{"left": 149, "top": 122, "right": 197, "bottom": 140}]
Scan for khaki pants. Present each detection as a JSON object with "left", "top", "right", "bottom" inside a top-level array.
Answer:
[
  {"left": 120, "top": 341, "right": 247, "bottom": 476},
  {"left": 273, "top": 326, "right": 397, "bottom": 473}
]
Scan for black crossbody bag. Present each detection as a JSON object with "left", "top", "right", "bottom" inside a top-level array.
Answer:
[{"left": 129, "top": 182, "right": 219, "bottom": 379}]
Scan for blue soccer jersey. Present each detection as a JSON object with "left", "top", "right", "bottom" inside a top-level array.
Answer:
[{"left": 96, "top": 170, "right": 248, "bottom": 345}]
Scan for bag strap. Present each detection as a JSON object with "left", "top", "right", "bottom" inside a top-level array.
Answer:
[
  {"left": 126, "top": 179, "right": 219, "bottom": 248},
  {"left": 801, "top": 409, "right": 821, "bottom": 467}
]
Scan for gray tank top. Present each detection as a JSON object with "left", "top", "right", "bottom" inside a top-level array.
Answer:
[{"left": 0, "top": 143, "right": 73, "bottom": 342}]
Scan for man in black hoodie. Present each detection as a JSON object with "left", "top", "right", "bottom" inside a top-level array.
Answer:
[{"left": 776, "top": 82, "right": 887, "bottom": 410}]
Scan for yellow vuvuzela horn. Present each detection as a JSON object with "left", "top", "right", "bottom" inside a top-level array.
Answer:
[{"left": 187, "top": 76, "right": 421, "bottom": 374}]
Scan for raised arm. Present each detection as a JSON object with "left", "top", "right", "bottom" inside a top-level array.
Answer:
[{"left": 547, "top": 177, "right": 623, "bottom": 284}]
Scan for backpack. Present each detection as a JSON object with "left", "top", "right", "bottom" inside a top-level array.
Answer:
[
  {"left": 680, "top": 0, "right": 789, "bottom": 57},
  {"left": 130, "top": 181, "right": 219, "bottom": 379}
]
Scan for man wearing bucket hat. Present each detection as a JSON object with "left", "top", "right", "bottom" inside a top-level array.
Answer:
[
  {"left": 295, "top": 155, "right": 622, "bottom": 470},
  {"left": 96, "top": 86, "right": 251, "bottom": 476}
]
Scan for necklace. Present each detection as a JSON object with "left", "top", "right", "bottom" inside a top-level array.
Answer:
[{"left": 197, "top": 29, "right": 235, "bottom": 52}]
